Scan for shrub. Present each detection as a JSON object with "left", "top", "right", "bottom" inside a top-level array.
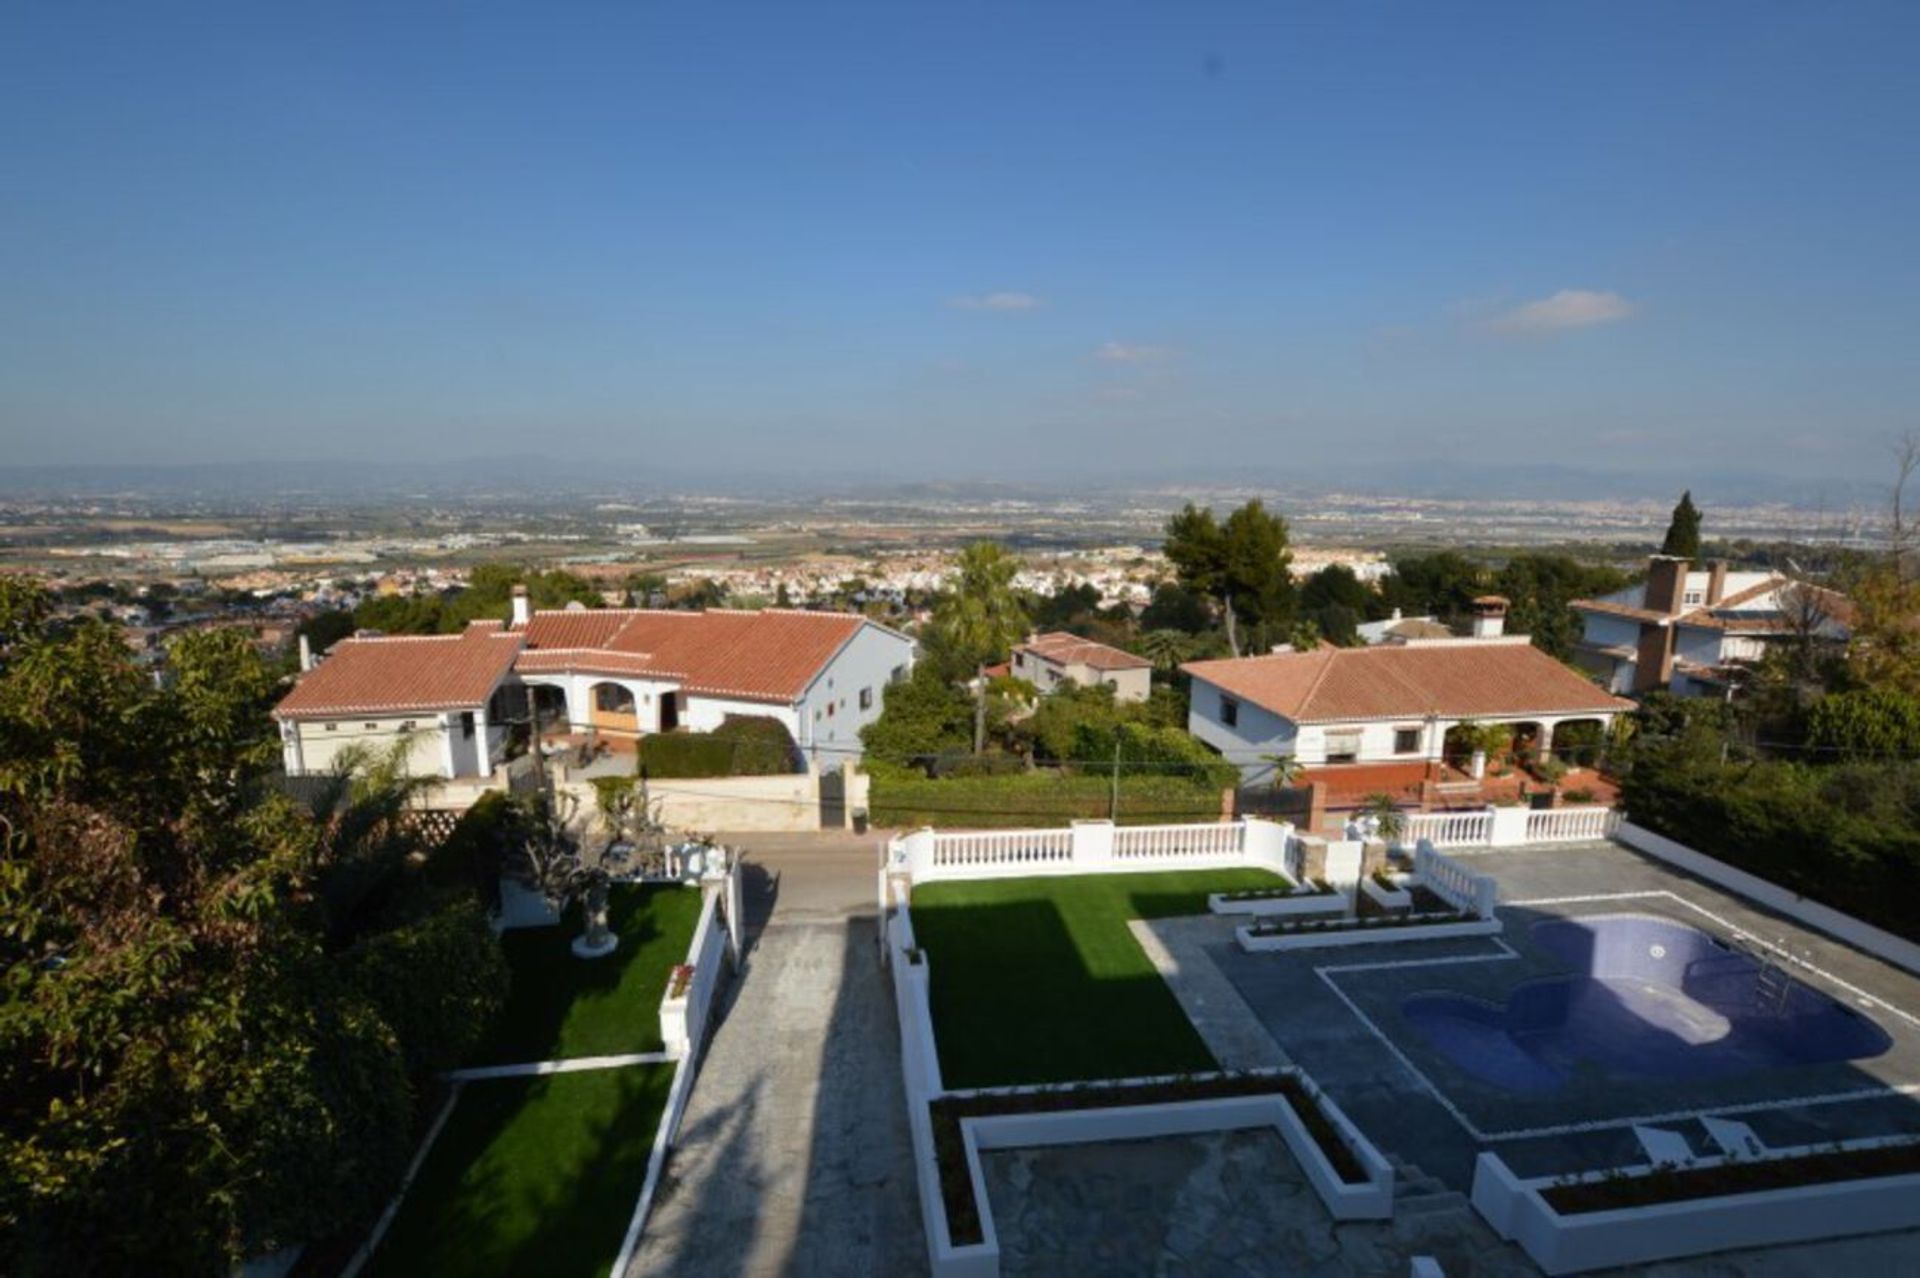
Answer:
[
  {"left": 869, "top": 770, "right": 1223, "bottom": 828},
  {"left": 1806, "top": 688, "right": 1920, "bottom": 761},
  {"left": 1563, "top": 787, "right": 1597, "bottom": 804},
  {"left": 343, "top": 899, "right": 509, "bottom": 1081},
  {"left": 636, "top": 715, "right": 801, "bottom": 778}
]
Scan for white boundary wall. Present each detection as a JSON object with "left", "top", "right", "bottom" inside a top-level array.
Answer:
[
  {"left": 881, "top": 872, "right": 1394, "bottom": 1278},
  {"left": 887, "top": 816, "right": 1295, "bottom": 885},
  {"left": 1399, "top": 805, "right": 1619, "bottom": 850},
  {"left": 1471, "top": 1138, "right": 1920, "bottom": 1275},
  {"left": 1614, "top": 822, "right": 1920, "bottom": 978}
]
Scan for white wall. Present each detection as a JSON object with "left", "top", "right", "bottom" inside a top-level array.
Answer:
[
  {"left": 795, "top": 621, "right": 915, "bottom": 763},
  {"left": 521, "top": 671, "right": 681, "bottom": 734},
  {"left": 1186, "top": 676, "right": 1297, "bottom": 779},
  {"left": 290, "top": 715, "right": 454, "bottom": 778}
]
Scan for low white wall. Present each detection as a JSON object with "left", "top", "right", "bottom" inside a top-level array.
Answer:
[
  {"left": 889, "top": 817, "right": 1296, "bottom": 886},
  {"left": 557, "top": 771, "right": 845, "bottom": 834},
  {"left": 1414, "top": 841, "right": 1499, "bottom": 917},
  {"left": 1238, "top": 915, "right": 1504, "bottom": 952},
  {"left": 1360, "top": 876, "right": 1413, "bottom": 911},
  {"left": 658, "top": 885, "right": 726, "bottom": 1058},
  {"left": 1615, "top": 822, "right": 1920, "bottom": 978},
  {"left": 1208, "top": 888, "right": 1350, "bottom": 918},
  {"left": 1473, "top": 1143, "right": 1920, "bottom": 1275}
]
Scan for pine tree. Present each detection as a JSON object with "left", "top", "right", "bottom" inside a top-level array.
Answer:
[{"left": 1660, "top": 490, "right": 1703, "bottom": 559}]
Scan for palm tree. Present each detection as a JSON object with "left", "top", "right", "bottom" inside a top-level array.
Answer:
[
  {"left": 1137, "top": 628, "right": 1193, "bottom": 672},
  {"left": 1358, "top": 792, "right": 1406, "bottom": 844},
  {"left": 304, "top": 739, "right": 441, "bottom": 949},
  {"left": 1261, "top": 752, "right": 1303, "bottom": 793},
  {"left": 931, "top": 542, "right": 1030, "bottom": 753}
]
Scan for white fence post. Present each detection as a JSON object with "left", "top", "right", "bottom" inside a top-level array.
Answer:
[
  {"left": 1323, "top": 839, "right": 1363, "bottom": 887},
  {"left": 1071, "top": 819, "right": 1115, "bottom": 870},
  {"left": 1241, "top": 816, "right": 1294, "bottom": 879},
  {"left": 1487, "top": 805, "right": 1530, "bottom": 847}
]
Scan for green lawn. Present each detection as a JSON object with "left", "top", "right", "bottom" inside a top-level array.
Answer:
[
  {"left": 909, "top": 868, "right": 1287, "bottom": 1088},
  {"left": 366, "top": 1064, "right": 676, "bottom": 1278},
  {"left": 468, "top": 883, "right": 703, "bottom": 1065}
]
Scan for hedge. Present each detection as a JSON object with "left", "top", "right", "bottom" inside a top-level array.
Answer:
[
  {"left": 869, "top": 770, "right": 1226, "bottom": 829},
  {"left": 1622, "top": 752, "right": 1920, "bottom": 943},
  {"left": 635, "top": 715, "right": 800, "bottom": 778}
]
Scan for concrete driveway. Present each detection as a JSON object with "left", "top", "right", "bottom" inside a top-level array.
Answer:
[{"left": 626, "top": 831, "right": 926, "bottom": 1278}]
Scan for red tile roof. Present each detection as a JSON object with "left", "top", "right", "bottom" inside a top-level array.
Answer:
[
  {"left": 1182, "top": 639, "right": 1630, "bottom": 724},
  {"left": 517, "top": 608, "right": 876, "bottom": 703},
  {"left": 276, "top": 624, "right": 523, "bottom": 718},
  {"left": 1015, "top": 631, "right": 1152, "bottom": 672}
]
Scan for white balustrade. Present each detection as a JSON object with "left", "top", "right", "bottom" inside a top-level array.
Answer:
[
  {"left": 929, "top": 828, "right": 1073, "bottom": 870},
  {"left": 1523, "top": 806, "right": 1620, "bottom": 844},
  {"left": 1402, "top": 809, "right": 1494, "bottom": 848},
  {"left": 1113, "top": 821, "right": 1241, "bottom": 861}
]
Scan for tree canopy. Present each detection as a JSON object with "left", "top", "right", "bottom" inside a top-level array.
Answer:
[
  {"left": 1162, "top": 500, "right": 1294, "bottom": 655},
  {"left": 1660, "top": 490, "right": 1704, "bottom": 559}
]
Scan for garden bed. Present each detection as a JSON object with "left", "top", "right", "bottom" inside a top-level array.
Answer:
[
  {"left": 1543, "top": 1140, "right": 1920, "bottom": 1213},
  {"left": 929, "top": 1073, "right": 1374, "bottom": 1247},
  {"left": 1208, "top": 878, "right": 1346, "bottom": 917},
  {"left": 1239, "top": 908, "right": 1503, "bottom": 952}
]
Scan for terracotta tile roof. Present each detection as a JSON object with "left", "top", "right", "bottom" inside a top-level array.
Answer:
[
  {"left": 276, "top": 624, "right": 523, "bottom": 718},
  {"left": 1015, "top": 631, "right": 1151, "bottom": 672},
  {"left": 517, "top": 608, "right": 877, "bottom": 703},
  {"left": 1570, "top": 597, "right": 1671, "bottom": 623},
  {"left": 1182, "top": 639, "right": 1631, "bottom": 724},
  {"left": 1673, "top": 582, "right": 1855, "bottom": 632}
]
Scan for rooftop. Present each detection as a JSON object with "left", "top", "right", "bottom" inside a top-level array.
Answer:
[
  {"left": 275, "top": 622, "right": 523, "bottom": 718},
  {"left": 1015, "top": 630, "right": 1151, "bottom": 672},
  {"left": 1182, "top": 638, "right": 1631, "bottom": 724}
]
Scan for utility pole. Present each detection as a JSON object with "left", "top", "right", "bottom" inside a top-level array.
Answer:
[
  {"left": 1109, "top": 738, "right": 1121, "bottom": 821},
  {"left": 973, "top": 662, "right": 987, "bottom": 755}
]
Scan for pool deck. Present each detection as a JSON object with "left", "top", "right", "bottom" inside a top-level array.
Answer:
[{"left": 1186, "top": 839, "right": 1920, "bottom": 1193}]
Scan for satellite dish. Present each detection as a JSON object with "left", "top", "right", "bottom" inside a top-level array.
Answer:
[{"left": 564, "top": 600, "right": 587, "bottom": 611}]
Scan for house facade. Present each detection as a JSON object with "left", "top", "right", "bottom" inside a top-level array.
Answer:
[
  {"left": 1010, "top": 631, "right": 1152, "bottom": 702},
  {"left": 509, "top": 603, "right": 915, "bottom": 764},
  {"left": 1182, "top": 634, "right": 1631, "bottom": 785},
  {"left": 274, "top": 621, "right": 523, "bottom": 779},
  {"left": 1572, "top": 556, "right": 1852, "bottom": 696}
]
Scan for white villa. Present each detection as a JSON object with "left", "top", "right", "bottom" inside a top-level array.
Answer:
[
  {"left": 1572, "top": 555, "right": 1853, "bottom": 697},
  {"left": 1009, "top": 630, "right": 1152, "bottom": 702},
  {"left": 1182, "top": 625, "right": 1630, "bottom": 784},
  {"left": 274, "top": 593, "right": 915, "bottom": 778}
]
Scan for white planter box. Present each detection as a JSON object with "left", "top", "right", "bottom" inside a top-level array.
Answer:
[
  {"left": 1472, "top": 1148, "right": 1920, "bottom": 1275},
  {"left": 1360, "top": 875, "right": 1414, "bottom": 911},
  {"left": 1237, "top": 915, "right": 1503, "bottom": 952},
  {"left": 1208, "top": 888, "right": 1349, "bottom": 918}
]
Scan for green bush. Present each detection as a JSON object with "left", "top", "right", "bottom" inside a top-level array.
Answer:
[
  {"left": 1622, "top": 746, "right": 1920, "bottom": 941},
  {"left": 636, "top": 715, "right": 801, "bottom": 777},
  {"left": 869, "top": 770, "right": 1224, "bottom": 828},
  {"left": 1806, "top": 688, "right": 1920, "bottom": 761},
  {"left": 344, "top": 899, "right": 509, "bottom": 1081}
]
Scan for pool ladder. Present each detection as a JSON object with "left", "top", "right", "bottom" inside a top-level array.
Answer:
[{"left": 1734, "top": 937, "right": 1795, "bottom": 1014}]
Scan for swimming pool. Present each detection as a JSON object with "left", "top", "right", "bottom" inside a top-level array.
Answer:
[{"left": 1402, "top": 914, "right": 1893, "bottom": 1094}]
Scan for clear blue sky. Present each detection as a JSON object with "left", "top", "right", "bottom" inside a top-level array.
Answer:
[{"left": 2, "top": 2, "right": 1914, "bottom": 489}]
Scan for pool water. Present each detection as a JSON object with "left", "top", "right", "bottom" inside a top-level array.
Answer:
[{"left": 1402, "top": 914, "right": 1893, "bottom": 1094}]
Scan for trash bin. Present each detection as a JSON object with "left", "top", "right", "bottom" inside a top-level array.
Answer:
[{"left": 852, "top": 809, "right": 870, "bottom": 835}]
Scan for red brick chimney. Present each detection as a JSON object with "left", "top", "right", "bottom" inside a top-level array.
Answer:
[
  {"left": 1705, "top": 560, "right": 1729, "bottom": 606},
  {"left": 1644, "top": 555, "right": 1689, "bottom": 616}
]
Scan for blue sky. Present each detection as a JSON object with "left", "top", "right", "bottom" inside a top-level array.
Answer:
[{"left": 2, "top": 2, "right": 1915, "bottom": 490}]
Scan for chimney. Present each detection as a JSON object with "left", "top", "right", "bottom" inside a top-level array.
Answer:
[
  {"left": 298, "top": 634, "right": 313, "bottom": 672},
  {"left": 1633, "top": 620, "right": 1675, "bottom": 692},
  {"left": 1644, "top": 555, "right": 1689, "bottom": 616},
  {"left": 510, "top": 584, "right": 531, "bottom": 628},
  {"left": 1705, "top": 559, "right": 1729, "bottom": 606},
  {"left": 1469, "top": 595, "right": 1508, "bottom": 639}
]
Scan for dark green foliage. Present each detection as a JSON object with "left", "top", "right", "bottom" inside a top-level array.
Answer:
[
  {"left": 1138, "top": 580, "right": 1212, "bottom": 633},
  {"left": 1620, "top": 744, "right": 1920, "bottom": 941},
  {"left": 1300, "top": 564, "right": 1371, "bottom": 614},
  {"left": 1163, "top": 500, "right": 1295, "bottom": 648},
  {"left": 350, "top": 565, "right": 603, "bottom": 636},
  {"left": 1382, "top": 550, "right": 1486, "bottom": 624},
  {"left": 868, "top": 770, "right": 1224, "bottom": 828},
  {"left": 1492, "top": 554, "right": 1631, "bottom": 660},
  {"left": 859, "top": 664, "right": 975, "bottom": 761},
  {"left": 1660, "top": 489, "right": 1704, "bottom": 559},
  {"left": 345, "top": 900, "right": 509, "bottom": 1081},
  {"left": 297, "top": 607, "right": 359, "bottom": 655},
  {"left": 1806, "top": 688, "right": 1920, "bottom": 761},
  {"left": 634, "top": 715, "right": 801, "bottom": 778}
]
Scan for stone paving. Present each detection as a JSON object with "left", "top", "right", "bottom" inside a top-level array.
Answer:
[
  {"left": 627, "top": 833, "right": 925, "bottom": 1278},
  {"left": 1130, "top": 913, "right": 1290, "bottom": 1071}
]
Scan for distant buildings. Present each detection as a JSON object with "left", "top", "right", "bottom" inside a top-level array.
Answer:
[
  {"left": 1571, "top": 555, "right": 1853, "bottom": 697},
  {"left": 1010, "top": 631, "right": 1152, "bottom": 702}
]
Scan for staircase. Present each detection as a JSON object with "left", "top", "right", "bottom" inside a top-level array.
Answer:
[
  {"left": 1388, "top": 1154, "right": 1471, "bottom": 1220},
  {"left": 1732, "top": 936, "right": 1796, "bottom": 1014}
]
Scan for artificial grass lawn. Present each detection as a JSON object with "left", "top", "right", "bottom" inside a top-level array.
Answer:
[
  {"left": 468, "top": 883, "right": 703, "bottom": 1066},
  {"left": 909, "top": 868, "right": 1287, "bottom": 1088},
  {"left": 366, "top": 1064, "right": 675, "bottom": 1278}
]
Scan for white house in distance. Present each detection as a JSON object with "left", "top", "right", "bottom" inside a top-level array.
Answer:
[
  {"left": 1182, "top": 624, "right": 1631, "bottom": 786},
  {"left": 1571, "top": 555, "right": 1853, "bottom": 697},
  {"left": 1010, "top": 631, "right": 1152, "bottom": 702},
  {"left": 509, "top": 598, "right": 915, "bottom": 764},
  {"left": 274, "top": 620, "right": 524, "bottom": 779}
]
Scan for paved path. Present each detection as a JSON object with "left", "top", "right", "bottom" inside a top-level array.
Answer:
[
  {"left": 627, "top": 833, "right": 925, "bottom": 1278},
  {"left": 1131, "top": 914, "right": 1290, "bottom": 1071}
]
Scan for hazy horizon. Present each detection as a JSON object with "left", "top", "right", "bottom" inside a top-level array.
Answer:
[{"left": 4, "top": 4, "right": 1915, "bottom": 485}]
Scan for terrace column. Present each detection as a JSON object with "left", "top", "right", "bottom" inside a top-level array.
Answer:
[
  {"left": 1536, "top": 719, "right": 1556, "bottom": 759},
  {"left": 474, "top": 706, "right": 491, "bottom": 772},
  {"left": 438, "top": 713, "right": 458, "bottom": 778}
]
